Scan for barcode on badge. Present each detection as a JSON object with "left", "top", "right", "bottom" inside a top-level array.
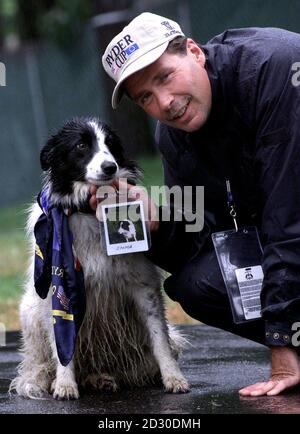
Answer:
[{"left": 234, "top": 265, "right": 263, "bottom": 320}]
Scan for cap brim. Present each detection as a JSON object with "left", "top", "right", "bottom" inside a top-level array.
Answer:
[{"left": 111, "top": 41, "right": 169, "bottom": 109}]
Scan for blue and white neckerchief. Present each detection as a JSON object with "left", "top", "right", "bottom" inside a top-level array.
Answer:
[{"left": 34, "top": 187, "right": 86, "bottom": 366}]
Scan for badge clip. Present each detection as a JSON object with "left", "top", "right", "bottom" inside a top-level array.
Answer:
[{"left": 226, "top": 179, "right": 238, "bottom": 231}]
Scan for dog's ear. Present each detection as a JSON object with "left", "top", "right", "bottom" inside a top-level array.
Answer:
[
  {"left": 102, "top": 123, "right": 142, "bottom": 183},
  {"left": 103, "top": 125, "right": 125, "bottom": 163},
  {"left": 40, "top": 137, "right": 56, "bottom": 171}
]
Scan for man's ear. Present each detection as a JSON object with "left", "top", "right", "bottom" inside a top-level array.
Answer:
[
  {"left": 40, "top": 137, "right": 56, "bottom": 171},
  {"left": 186, "top": 38, "right": 205, "bottom": 66}
]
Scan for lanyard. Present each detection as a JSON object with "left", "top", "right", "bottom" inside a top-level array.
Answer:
[{"left": 226, "top": 179, "right": 238, "bottom": 231}]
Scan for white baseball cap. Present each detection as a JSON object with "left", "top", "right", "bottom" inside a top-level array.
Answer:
[{"left": 102, "top": 12, "right": 185, "bottom": 109}]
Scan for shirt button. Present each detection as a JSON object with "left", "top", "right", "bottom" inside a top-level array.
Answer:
[
  {"left": 265, "top": 332, "right": 270, "bottom": 337},
  {"left": 283, "top": 335, "right": 290, "bottom": 342},
  {"left": 273, "top": 332, "right": 280, "bottom": 339}
]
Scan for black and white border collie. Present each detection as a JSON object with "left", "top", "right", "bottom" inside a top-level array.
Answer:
[
  {"left": 118, "top": 219, "right": 137, "bottom": 242},
  {"left": 10, "top": 117, "right": 189, "bottom": 399}
]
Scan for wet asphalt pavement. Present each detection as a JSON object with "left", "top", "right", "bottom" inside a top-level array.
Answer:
[{"left": 1, "top": 325, "right": 300, "bottom": 414}]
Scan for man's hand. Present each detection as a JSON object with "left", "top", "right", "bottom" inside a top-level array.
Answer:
[
  {"left": 239, "top": 346, "right": 300, "bottom": 396},
  {"left": 89, "top": 180, "right": 160, "bottom": 232},
  {"left": 89, "top": 184, "right": 98, "bottom": 211}
]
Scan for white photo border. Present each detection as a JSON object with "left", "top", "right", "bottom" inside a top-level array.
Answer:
[{"left": 101, "top": 200, "right": 149, "bottom": 256}]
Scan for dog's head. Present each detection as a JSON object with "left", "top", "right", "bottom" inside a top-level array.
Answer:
[
  {"left": 40, "top": 117, "right": 139, "bottom": 205},
  {"left": 118, "top": 220, "right": 135, "bottom": 237},
  {"left": 118, "top": 220, "right": 131, "bottom": 232}
]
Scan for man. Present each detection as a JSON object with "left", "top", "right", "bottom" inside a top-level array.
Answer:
[{"left": 92, "top": 12, "right": 300, "bottom": 396}]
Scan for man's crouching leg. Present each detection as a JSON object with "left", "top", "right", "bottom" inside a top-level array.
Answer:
[
  {"left": 163, "top": 246, "right": 300, "bottom": 396},
  {"left": 163, "top": 246, "right": 266, "bottom": 345}
]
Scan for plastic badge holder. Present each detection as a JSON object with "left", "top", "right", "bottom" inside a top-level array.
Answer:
[{"left": 212, "top": 226, "right": 264, "bottom": 324}]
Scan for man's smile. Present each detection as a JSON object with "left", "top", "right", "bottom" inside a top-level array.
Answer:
[{"left": 167, "top": 96, "right": 192, "bottom": 121}]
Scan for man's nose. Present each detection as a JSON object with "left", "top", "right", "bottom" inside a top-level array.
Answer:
[{"left": 157, "top": 91, "right": 174, "bottom": 111}]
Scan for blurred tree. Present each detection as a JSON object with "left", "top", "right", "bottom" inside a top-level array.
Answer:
[
  {"left": 16, "top": 0, "right": 54, "bottom": 40},
  {"left": 93, "top": 0, "right": 154, "bottom": 157},
  {"left": 38, "top": 0, "right": 91, "bottom": 46},
  {"left": 16, "top": 0, "right": 91, "bottom": 46},
  {"left": 0, "top": 0, "right": 20, "bottom": 49},
  {"left": 0, "top": 0, "right": 92, "bottom": 46}
]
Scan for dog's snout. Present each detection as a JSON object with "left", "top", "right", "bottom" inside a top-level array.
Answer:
[{"left": 101, "top": 161, "right": 117, "bottom": 176}]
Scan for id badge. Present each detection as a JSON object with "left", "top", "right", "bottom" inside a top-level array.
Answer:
[{"left": 212, "top": 226, "right": 263, "bottom": 324}]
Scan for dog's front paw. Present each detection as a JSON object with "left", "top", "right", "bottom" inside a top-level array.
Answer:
[
  {"left": 163, "top": 375, "right": 190, "bottom": 394},
  {"left": 97, "top": 373, "right": 118, "bottom": 392},
  {"left": 83, "top": 373, "right": 118, "bottom": 392},
  {"left": 52, "top": 380, "right": 79, "bottom": 400},
  {"left": 10, "top": 379, "right": 48, "bottom": 400}
]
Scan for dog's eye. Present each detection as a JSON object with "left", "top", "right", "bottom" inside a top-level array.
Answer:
[{"left": 76, "top": 143, "right": 87, "bottom": 150}]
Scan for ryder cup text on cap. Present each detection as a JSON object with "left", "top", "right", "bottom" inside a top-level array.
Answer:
[{"left": 105, "top": 35, "right": 136, "bottom": 70}]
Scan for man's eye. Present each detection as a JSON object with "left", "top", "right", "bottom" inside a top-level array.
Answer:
[
  {"left": 77, "top": 143, "right": 87, "bottom": 150},
  {"left": 161, "top": 72, "right": 170, "bottom": 81},
  {"left": 140, "top": 93, "right": 151, "bottom": 105}
]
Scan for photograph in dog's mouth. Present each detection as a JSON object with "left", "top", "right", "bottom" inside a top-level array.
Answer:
[{"left": 8, "top": 117, "right": 189, "bottom": 400}]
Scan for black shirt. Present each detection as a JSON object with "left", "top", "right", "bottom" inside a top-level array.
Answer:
[{"left": 149, "top": 27, "right": 300, "bottom": 347}]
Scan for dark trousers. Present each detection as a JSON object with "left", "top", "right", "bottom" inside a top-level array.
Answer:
[{"left": 163, "top": 244, "right": 267, "bottom": 347}]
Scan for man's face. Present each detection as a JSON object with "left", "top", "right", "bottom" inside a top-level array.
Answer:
[{"left": 124, "top": 39, "right": 212, "bottom": 132}]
